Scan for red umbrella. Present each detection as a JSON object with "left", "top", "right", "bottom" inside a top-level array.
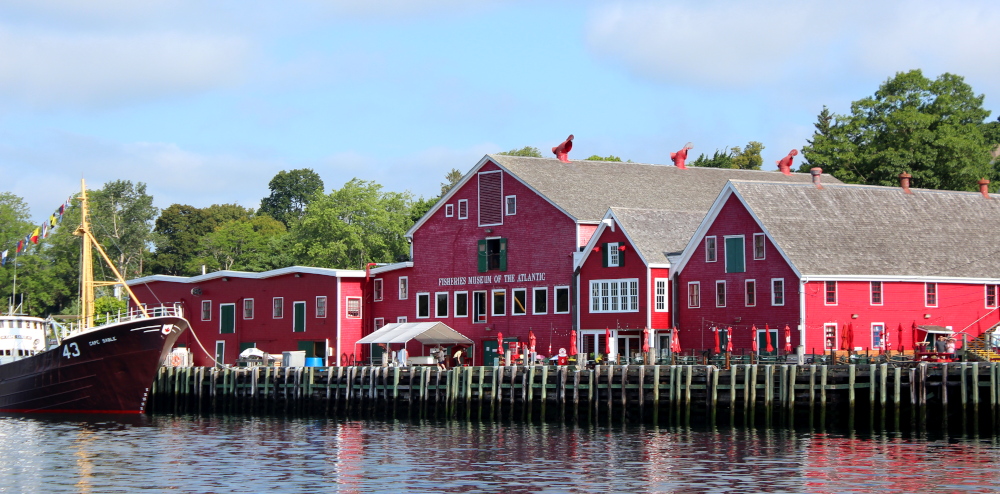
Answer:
[
  {"left": 726, "top": 327, "right": 733, "bottom": 353},
  {"left": 670, "top": 328, "right": 681, "bottom": 353},
  {"left": 496, "top": 331, "right": 504, "bottom": 354},
  {"left": 751, "top": 325, "right": 759, "bottom": 353},
  {"left": 884, "top": 331, "right": 891, "bottom": 352},
  {"left": 528, "top": 330, "right": 537, "bottom": 353},
  {"left": 713, "top": 326, "right": 721, "bottom": 353},
  {"left": 605, "top": 327, "right": 612, "bottom": 355},
  {"left": 897, "top": 323, "right": 904, "bottom": 351},
  {"left": 569, "top": 330, "right": 577, "bottom": 355},
  {"left": 765, "top": 323, "right": 774, "bottom": 353},
  {"left": 846, "top": 322, "right": 854, "bottom": 351},
  {"left": 784, "top": 324, "right": 792, "bottom": 353},
  {"left": 911, "top": 321, "right": 919, "bottom": 350},
  {"left": 642, "top": 327, "right": 650, "bottom": 353},
  {"left": 840, "top": 323, "right": 850, "bottom": 351}
]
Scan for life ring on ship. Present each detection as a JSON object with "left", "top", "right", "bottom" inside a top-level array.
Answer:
[
  {"left": 33, "top": 339, "right": 42, "bottom": 351},
  {"left": 171, "top": 354, "right": 183, "bottom": 367}
]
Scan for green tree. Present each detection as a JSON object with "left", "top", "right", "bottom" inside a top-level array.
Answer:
[
  {"left": 689, "top": 142, "right": 763, "bottom": 169},
  {"left": 497, "top": 146, "right": 542, "bottom": 157},
  {"left": 198, "top": 215, "right": 287, "bottom": 272},
  {"left": 802, "top": 70, "right": 994, "bottom": 190},
  {"left": 150, "top": 204, "right": 213, "bottom": 276},
  {"left": 440, "top": 168, "right": 464, "bottom": 196},
  {"left": 585, "top": 155, "right": 623, "bottom": 162},
  {"left": 690, "top": 149, "right": 734, "bottom": 168},
  {"left": 259, "top": 169, "right": 324, "bottom": 227},
  {"left": 89, "top": 180, "right": 158, "bottom": 279},
  {"left": 290, "top": 179, "right": 413, "bottom": 269},
  {"left": 94, "top": 295, "right": 127, "bottom": 325}
]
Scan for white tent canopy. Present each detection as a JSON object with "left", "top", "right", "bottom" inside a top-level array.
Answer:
[{"left": 356, "top": 322, "right": 473, "bottom": 346}]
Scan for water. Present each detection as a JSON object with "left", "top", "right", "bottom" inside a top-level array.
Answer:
[{"left": 1, "top": 414, "right": 999, "bottom": 493}]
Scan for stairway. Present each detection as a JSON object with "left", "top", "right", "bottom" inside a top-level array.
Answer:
[{"left": 964, "top": 332, "right": 1000, "bottom": 362}]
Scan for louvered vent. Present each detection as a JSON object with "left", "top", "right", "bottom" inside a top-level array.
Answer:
[{"left": 478, "top": 171, "right": 503, "bottom": 226}]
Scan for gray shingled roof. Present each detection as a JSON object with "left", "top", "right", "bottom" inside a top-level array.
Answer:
[
  {"left": 730, "top": 181, "right": 1000, "bottom": 278},
  {"left": 490, "top": 154, "right": 837, "bottom": 222},
  {"left": 609, "top": 208, "right": 707, "bottom": 265}
]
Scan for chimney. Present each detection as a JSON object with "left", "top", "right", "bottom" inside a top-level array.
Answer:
[
  {"left": 898, "top": 172, "right": 912, "bottom": 194},
  {"left": 552, "top": 134, "right": 574, "bottom": 163},
  {"left": 979, "top": 178, "right": 991, "bottom": 198},
  {"left": 810, "top": 167, "right": 823, "bottom": 189}
]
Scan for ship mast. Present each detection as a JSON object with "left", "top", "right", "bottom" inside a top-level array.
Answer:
[{"left": 74, "top": 179, "right": 149, "bottom": 329}]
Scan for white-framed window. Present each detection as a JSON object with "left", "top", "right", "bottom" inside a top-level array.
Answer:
[
  {"left": 243, "top": 298, "right": 254, "bottom": 319},
  {"left": 654, "top": 278, "right": 668, "bottom": 312},
  {"left": 416, "top": 292, "right": 430, "bottom": 318},
  {"left": 871, "top": 323, "right": 885, "bottom": 349},
  {"left": 554, "top": 286, "right": 570, "bottom": 314},
  {"left": 705, "top": 236, "right": 717, "bottom": 263},
  {"left": 492, "top": 289, "right": 506, "bottom": 316},
  {"left": 753, "top": 233, "right": 766, "bottom": 260},
  {"left": 987, "top": 285, "right": 998, "bottom": 308},
  {"left": 215, "top": 341, "right": 225, "bottom": 366},
  {"left": 399, "top": 277, "right": 408, "bottom": 300},
  {"left": 316, "top": 296, "right": 328, "bottom": 318},
  {"left": 374, "top": 317, "right": 385, "bottom": 330},
  {"left": 458, "top": 199, "right": 469, "bottom": 220},
  {"left": 373, "top": 278, "right": 383, "bottom": 302},
  {"left": 505, "top": 195, "right": 516, "bottom": 215},
  {"left": 455, "top": 291, "right": 469, "bottom": 317},
  {"left": 533, "top": 287, "right": 548, "bottom": 314},
  {"left": 825, "top": 281, "right": 837, "bottom": 305},
  {"left": 715, "top": 281, "right": 726, "bottom": 308},
  {"left": 273, "top": 297, "right": 284, "bottom": 318},
  {"left": 870, "top": 282, "right": 883, "bottom": 306},
  {"left": 201, "top": 300, "right": 212, "bottom": 321},
  {"left": 435, "top": 292, "right": 449, "bottom": 318},
  {"left": 397, "top": 316, "right": 407, "bottom": 323},
  {"left": 687, "top": 282, "right": 700, "bottom": 308},
  {"left": 473, "top": 290, "right": 488, "bottom": 323},
  {"left": 346, "top": 297, "right": 361, "bottom": 318},
  {"left": 771, "top": 279, "right": 784, "bottom": 306},
  {"left": 745, "top": 280, "right": 756, "bottom": 307},
  {"left": 512, "top": 288, "right": 527, "bottom": 315},
  {"left": 925, "top": 283, "right": 938, "bottom": 307},
  {"left": 823, "top": 323, "right": 837, "bottom": 351},
  {"left": 589, "top": 279, "right": 639, "bottom": 313},
  {"left": 605, "top": 242, "right": 621, "bottom": 267},
  {"left": 445, "top": 204, "right": 454, "bottom": 217}
]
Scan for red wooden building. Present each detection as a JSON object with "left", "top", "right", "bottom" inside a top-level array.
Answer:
[
  {"left": 127, "top": 267, "right": 366, "bottom": 366},
  {"left": 370, "top": 154, "right": 827, "bottom": 364},
  {"left": 674, "top": 176, "right": 1000, "bottom": 355}
]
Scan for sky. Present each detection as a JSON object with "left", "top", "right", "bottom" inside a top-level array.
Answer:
[{"left": 1, "top": 0, "right": 999, "bottom": 223}]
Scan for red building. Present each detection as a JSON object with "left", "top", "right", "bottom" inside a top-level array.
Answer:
[
  {"left": 674, "top": 176, "right": 1000, "bottom": 355},
  {"left": 370, "top": 154, "right": 827, "bottom": 364},
  {"left": 127, "top": 267, "right": 365, "bottom": 366}
]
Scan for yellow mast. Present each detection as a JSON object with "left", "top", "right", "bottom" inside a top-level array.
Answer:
[{"left": 74, "top": 179, "right": 149, "bottom": 329}]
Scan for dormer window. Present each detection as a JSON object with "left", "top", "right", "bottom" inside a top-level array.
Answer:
[{"left": 603, "top": 242, "right": 624, "bottom": 267}]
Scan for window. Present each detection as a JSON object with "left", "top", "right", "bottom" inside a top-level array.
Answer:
[
  {"left": 345, "top": 297, "right": 360, "bottom": 318},
  {"left": 824, "top": 323, "right": 837, "bottom": 351},
  {"left": 374, "top": 317, "right": 385, "bottom": 330},
  {"left": 745, "top": 280, "right": 756, "bottom": 307},
  {"left": 705, "top": 236, "right": 717, "bottom": 262},
  {"left": 478, "top": 238, "right": 508, "bottom": 272},
  {"left": 715, "top": 281, "right": 726, "bottom": 308},
  {"left": 512, "top": 288, "right": 527, "bottom": 315},
  {"left": 445, "top": 204, "right": 454, "bottom": 217},
  {"left": 988, "top": 285, "right": 998, "bottom": 308},
  {"left": 603, "top": 242, "right": 624, "bottom": 267},
  {"left": 478, "top": 170, "right": 503, "bottom": 226},
  {"left": 473, "top": 291, "right": 487, "bottom": 323},
  {"left": 397, "top": 316, "right": 407, "bottom": 323},
  {"left": 554, "top": 286, "right": 570, "bottom": 314},
  {"left": 273, "top": 297, "right": 283, "bottom": 318},
  {"left": 316, "top": 296, "right": 327, "bottom": 318},
  {"left": 871, "top": 323, "right": 885, "bottom": 349},
  {"left": 201, "top": 300, "right": 212, "bottom": 321},
  {"left": 724, "top": 236, "right": 745, "bottom": 273},
  {"left": 925, "top": 283, "right": 937, "bottom": 307},
  {"left": 871, "top": 282, "right": 883, "bottom": 306},
  {"left": 825, "top": 281, "right": 837, "bottom": 305},
  {"left": 436, "top": 292, "right": 449, "bottom": 318},
  {"left": 687, "top": 282, "right": 700, "bottom": 308},
  {"left": 416, "top": 293, "right": 430, "bottom": 318},
  {"left": 373, "top": 279, "right": 383, "bottom": 302},
  {"left": 243, "top": 299, "right": 254, "bottom": 319},
  {"left": 455, "top": 291, "right": 469, "bottom": 317},
  {"left": 771, "top": 279, "right": 784, "bottom": 306},
  {"left": 492, "top": 289, "right": 506, "bottom": 316},
  {"left": 220, "top": 303, "right": 235, "bottom": 334},
  {"left": 753, "top": 233, "right": 765, "bottom": 260},
  {"left": 654, "top": 278, "right": 668, "bottom": 312},
  {"left": 458, "top": 199, "right": 468, "bottom": 220},
  {"left": 590, "top": 279, "right": 639, "bottom": 313},
  {"left": 533, "top": 287, "right": 548, "bottom": 314},
  {"left": 505, "top": 195, "right": 516, "bottom": 215},
  {"left": 399, "top": 277, "right": 408, "bottom": 300}
]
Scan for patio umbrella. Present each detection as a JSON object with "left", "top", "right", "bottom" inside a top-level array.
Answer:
[
  {"left": 642, "top": 327, "right": 650, "bottom": 353},
  {"left": 897, "top": 323, "right": 904, "bottom": 351},
  {"left": 884, "top": 331, "right": 891, "bottom": 352},
  {"left": 841, "top": 323, "right": 850, "bottom": 351},
  {"left": 670, "top": 328, "right": 681, "bottom": 353},
  {"left": 528, "top": 330, "right": 537, "bottom": 353},
  {"left": 911, "top": 321, "right": 919, "bottom": 350},
  {"left": 713, "top": 326, "right": 721, "bottom": 353},
  {"left": 496, "top": 331, "right": 504, "bottom": 354},
  {"left": 784, "top": 324, "right": 792, "bottom": 353},
  {"left": 569, "top": 330, "right": 577, "bottom": 355},
  {"left": 605, "top": 328, "right": 612, "bottom": 356},
  {"left": 726, "top": 327, "right": 733, "bottom": 353},
  {"left": 765, "top": 324, "right": 774, "bottom": 353},
  {"left": 846, "top": 322, "right": 854, "bottom": 351},
  {"left": 751, "top": 325, "right": 759, "bottom": 353}
]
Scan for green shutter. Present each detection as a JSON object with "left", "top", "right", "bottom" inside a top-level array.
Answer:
[
  {"left": 220, "top": 304, "right": 235, "bottom": 334},
  {"left": 725, "top": 237, "right": 745, "bottom": 273},
  {"left": 602, "top": 243, "right": 608, "bottom": 267},
  {"left": 293, "top": 302, "right": 306, "bottom": 332},
  {"left": 477, "top": 239, "right": 488, "bottom": 272},
  {"left": 499, "top": 238, "right": 508, "bottom": 271}
]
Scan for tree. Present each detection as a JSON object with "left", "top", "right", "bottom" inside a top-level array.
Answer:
[
  {"left": 689, "top": 142, "right": 764, "bottom": 170},
  {"left": 440, "top": 168, "right": 464, "bottom": 196},
  {"left": 585, "top": 155, "right": 623, "bottom": 162},
  {"left": 497, "top": 146, "right": 542, "bottom": 157},
  {"left": 259, "top": 169, "right": 324, "bottom": 227},
  {"left": 88, "top": 180, "right": 158, "bottom": 279},
  {"left": 690, "top": 149, "right": 734, "bottom": 168},
  {"left": 0, "top": 192, "right": 33, "bottom": 249},
  {"left": 149, "top": 204, "right": 213, "bottom": 276},
  {"left": 802, "top": 70, "right": 995, "bottom": 190},
  {"left": 198, "top": 215, "right": 287, "bottom": 272}
]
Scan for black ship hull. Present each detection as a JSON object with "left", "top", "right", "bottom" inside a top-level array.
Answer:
[{"left": 0, "top": 316, "right": 188, "bottom": 414}]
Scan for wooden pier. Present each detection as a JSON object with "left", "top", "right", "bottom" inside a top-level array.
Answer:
[{"left": 150, "top": 362, "right": 1000, "bottom": 428}]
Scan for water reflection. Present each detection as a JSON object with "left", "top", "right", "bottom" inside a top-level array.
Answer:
[{"left": 0, "top": 415, "right": 998, "bottom": 493}]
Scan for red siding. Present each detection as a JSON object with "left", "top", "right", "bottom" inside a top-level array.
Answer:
[
  {"left": 578, "top": 224, "right": 598, "bottom": 248},
  {"left": 650, "top": 267, "right": 672, "bottom": 329},
  {"left": 578, "top": 223, "right": 650, "bottom": 331}
]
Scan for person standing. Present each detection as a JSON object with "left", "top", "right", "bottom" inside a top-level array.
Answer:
[
  {"left": 435, "top": 346, "right": 447, "bottom": 370},
  {"left": 398, "top": 347, "right": 408, "bottom": 367},
  {"left": 935, "top": 336, "right": 948, "bottom": 353},
  {"left": 453, "top": 347, "right": 463, "bottom": 367}
]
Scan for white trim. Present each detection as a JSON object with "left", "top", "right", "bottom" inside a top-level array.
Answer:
[
  {"left": 824, "top": 280, "right": 838, "bottom": 306},
  {"left": 554, "top": 285, "right": 571, "bottom": 314},
  {"left": 435, "top": 291, "right": 449, "bottom": 318},
  {"left": 924, "top": 282, "right": 938, "bottom": 308},
  {"left": 574, "top": 209, "right": 657, "bottom": 271},
  {"left": 987, "top": 284, "right": 998, "bottom": 309},
  {"left": 801, "top": 274, "right": 1000, "bottom": 284},
  {"left": 201, "top": 300, "right": 212, "bottom": 321},
  {"left": 823, "top": 322, "right": 838, "bottom": 351},
  {"left": 373, "top": 278, "right": 383, "bottom": 302},
  {"left": 477, "top": 170, "right": 504, "bottom": 227},
  {"left": 687, "top": 281, "right": 701, "bottom": 308},
  {"left": 445, "top": 203, "right": 454, "bottom": 217},
  {"left": 398, "top": 276, "right": 409, "bottom": 300},
  {"left": 589, "top": 279, "right": 639, "bottom": 313},
  {"left": 491, "top": 289, "right": 506, "bottom": 316},
  {"left": 473, "top": 290, "right": 488, "bottom": 323},
  {"left": 505, "top": 195, "right": 517, "bottom": 216},
  {"left": 345, "top": 296, "right": 361, "bottom": 319},
  {"left": 705, "top": 236, "right": 717, "bottom": 263},
  {"left": 272, "top": 297, "right": 284, "bottom": 319},
  {"left": 219, "top": 303, "right": 236, "bottom": 334},
  {"left": 745, "top": 279, "right": 756, "bottom": 307},
  {"left": 654, "top": 278, "right": 669, "bottom": 312},
  {"left": 243, "top": 298, "right": 254, "bottom": 320},
  {"left": 368, "top": 261, "right": 413, "bottom": 275},
  {"left": 215, "top": 340, "right": 225, "bottom": 365},
  {"left": 871, "top": 322, "right": 886, "bottom": 349},
  {"left": 454, "top": 291, "right": 469, "bottom": 318},
  {"left": 771, "top": 278, "right": 785, "bottom": 306},
  {"left": 607, "top": 242, "right": 621, "bottom": 267},
  {"left": 723, "top": 235, "right": 745, "bottom": 273},
  {"left": 374, "top": 317, "right": 385, "bottom": 331},
  {"left": 753, "top": 232, "right": 766, "bottom": 260},
  {"left": 533, "top": 286, "right": 548, "bottom": 315},
  {"left": 396, "top": 316, "right": 407, "bottom": 323},
  {"left": 512, "top": 288, "right": 527, "bottom": 315},
  {"left": 870, "top": 281, "right": 883, "bottom": 306},
  {"left": 416, "top": 292, "right": 430, "bottom": 318},
  {"left": 127, "top": 265, "right": 366, "bottom": 286},
  {"left": 715, "top": 280, "right": 726, "bottom": 308},
  {"left": 316, "top": 295, "right": 328, "bottom": 318},
  {"left": 292, "top": 300, "right": 306, "bottom": 332},
  {"left": 457, "top": 199, "right": 469, "bottom": 220}
]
